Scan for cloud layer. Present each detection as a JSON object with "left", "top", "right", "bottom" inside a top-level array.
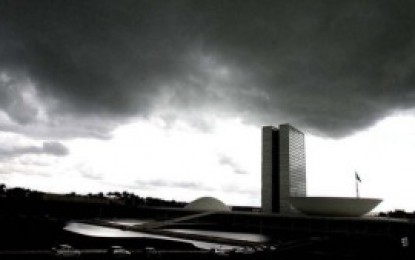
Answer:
[
  {"left": 0, "top": 141, "right": 69, "bottom": 158},
  {"left": 1, "top": 0, "right": 415, "bottom": 138},
  {"left": 218, "top": 154, "right": 248, "bottom": 175}
]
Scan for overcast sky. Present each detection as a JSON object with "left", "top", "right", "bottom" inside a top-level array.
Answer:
[{"left": 1, "top": 0, "right": 415, "bottom": 211}]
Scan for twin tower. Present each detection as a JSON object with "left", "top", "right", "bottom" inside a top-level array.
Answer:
[{"left": 262, "top": 124, "right": 306, "bottom": 213}]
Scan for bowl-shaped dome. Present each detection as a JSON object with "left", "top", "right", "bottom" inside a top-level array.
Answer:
[
  {"left": 185, "top": 197, "right": 230, "bottom": 212},
  {"left": 290, "top": 196, "right": 382, "bottom": 217}
]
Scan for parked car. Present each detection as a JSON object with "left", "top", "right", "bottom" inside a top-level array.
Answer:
[
  {"left": 144, "top": 247, "right": 160, "bottom": 257},
  {"left": 267, "top": 245, "right": 278, "bottom": 252},
  {"left": 107, "top": 245, "right": 131, "bottom": 257},
  {"left": 254, "top": 245, "right": 266, "bottom": 252},
  {"left": 233, "top": 246, "right": 256, "bottom": 255},
  {"left": 209, "top": 248, "right": 229, "bottom": 257},
  {"left": 51, "top": 244, "right": 81, "bottom": 258}
]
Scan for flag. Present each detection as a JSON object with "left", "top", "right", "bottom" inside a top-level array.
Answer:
[{"left": 355, "top": 172, "right": 362, "bottom": 182}]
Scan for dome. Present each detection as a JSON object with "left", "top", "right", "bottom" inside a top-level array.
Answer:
[
  {"left": 290, "top": 196, "right": 382, "bottom": 217},
  {"left": 185, "top": 197, "right": 231, "bottom": 212}
]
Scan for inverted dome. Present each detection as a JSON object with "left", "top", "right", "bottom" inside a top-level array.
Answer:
[
  {"left": 290, "top": 196, "right": 382, "bottom": 217},
  {"left": 185, "top": 197, "right": 230, "bottom": 212}
]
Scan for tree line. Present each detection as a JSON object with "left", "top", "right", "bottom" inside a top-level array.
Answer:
[{"left": 0, "top": 183, "right": 186, "bottom": 208}]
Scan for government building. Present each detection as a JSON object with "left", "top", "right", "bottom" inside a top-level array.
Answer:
[{"left": 261, "top": 124, "right": 306, "bottom": 213}]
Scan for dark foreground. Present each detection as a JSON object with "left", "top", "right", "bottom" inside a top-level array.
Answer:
[{"left": 0, "top": 213, "right": 413, "bottom": 260}]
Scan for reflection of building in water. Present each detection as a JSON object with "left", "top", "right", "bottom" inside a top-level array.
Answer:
[{"left": 261, "top": 124, "right": 306, "bottom": 213}]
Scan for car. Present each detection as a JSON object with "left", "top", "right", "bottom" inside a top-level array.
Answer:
[
  {"left": 267, "top": 245, "right": 278, "bottom": 252},
  {"left": 107, "top": 245, "right": 131, "bottom": 257},
  {"left": 233, "top": 246, "right": 256, "bottom": 255},
  {"left": 51, "top": 244, "right": 81, "bottom": 258},
  {"left": 144, "top": 247, "right": 160, "bottom": 257},
  {"left": 209, "top": 248, "right": 229, "bottom": 257},
  {"left": 254, "top": 245, "right": 266, "bottom": 252}
]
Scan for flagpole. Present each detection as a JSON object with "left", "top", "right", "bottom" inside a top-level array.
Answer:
[
  {"left": 355, "top": 178, "right": 359, "bottom": 198},
  {"left": 355, "top": 171, "right": 360, "bottom": 198}
]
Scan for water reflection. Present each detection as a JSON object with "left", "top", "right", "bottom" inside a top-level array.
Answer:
[
  {"left": 65, "top": 218, "right": 270, "bottom": 250},
  {"left": 64, "top": 222, "right": 149, "bottom": 238},
  {"left": 64, "top": 222, "right": 244, "bottom": 250},
  {"left": 106, "top": 219, "right": 149, "bottom": 226},
  {"left": 165, "top": 228, "right": 268, "bottom": 243}
]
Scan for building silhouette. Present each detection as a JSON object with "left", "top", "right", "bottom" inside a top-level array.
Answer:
[{"left": 262, "top": 124, "right": 306, "bottom": 213}]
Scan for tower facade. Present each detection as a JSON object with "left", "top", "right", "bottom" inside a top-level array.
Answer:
[{"left": 261, "top": 124, "right": 306, "bottom": 213}]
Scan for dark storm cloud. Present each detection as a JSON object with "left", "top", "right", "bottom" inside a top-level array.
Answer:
[
  {"left": 0, "top": 72, "right": 38, "bottom": 125},
  {"left": 0, "top": 71, "right": 117, "bottom": 139},
  {"left": 1, "top": 0, "right": 415, "bottom": 137},
  {"left": 0, "top": 141, "right": 69, "bottom": 158}
]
